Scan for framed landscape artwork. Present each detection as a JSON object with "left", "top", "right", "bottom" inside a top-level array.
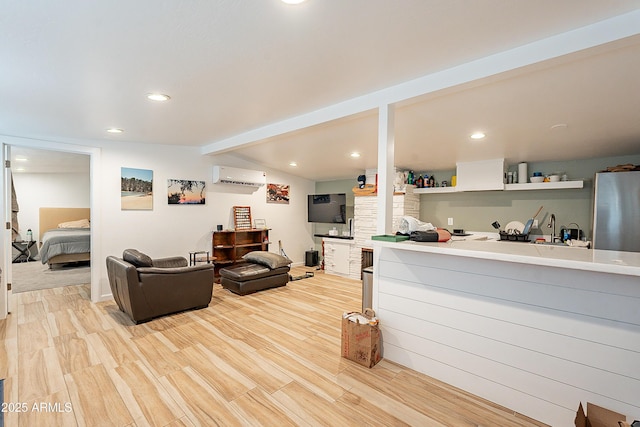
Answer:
[
  {"left": 167, "top": 179, "right": 206, "bottom": 204},
  {"left": 121, "top": 167, "right": 153, "bottom": 210}
]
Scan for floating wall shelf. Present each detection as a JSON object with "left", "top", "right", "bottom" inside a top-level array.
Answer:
[
  {"left": 414, "top": 180, "right": 584, "bottom": 194},
  {"left": 504, "top": 181, "right": 584, "bottom": 191}
]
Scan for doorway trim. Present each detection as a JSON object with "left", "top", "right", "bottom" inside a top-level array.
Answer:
[{"left": 0, "top": 136, "right": 102, "bottom": 318}]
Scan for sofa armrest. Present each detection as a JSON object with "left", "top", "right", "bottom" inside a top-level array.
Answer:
[
  {"left": 152, "top": 256, "right": 188, "bottom": 268},
  {"left": 106, "top": 255, "right": 145, "bottom": 319}
]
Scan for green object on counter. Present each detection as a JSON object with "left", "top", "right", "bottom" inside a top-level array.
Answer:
[{"left": 371, "top": 235, "right": 410, "bottom": 242}]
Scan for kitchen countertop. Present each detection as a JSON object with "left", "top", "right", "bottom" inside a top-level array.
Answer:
[{"left": 372, "top": 237, "right": 640, "bottom": 277}]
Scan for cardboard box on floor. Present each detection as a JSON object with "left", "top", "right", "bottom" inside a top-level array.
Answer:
[
  {"left": 341, "top": 309, "right": 381, "bottom": 368},
  {"left": 575, "top": 402, "right": 630, "bottom": 427}
]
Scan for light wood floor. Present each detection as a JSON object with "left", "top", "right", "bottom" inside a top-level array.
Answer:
[{"left": 0, "top": 267, "right": 548, "bottom": 426}]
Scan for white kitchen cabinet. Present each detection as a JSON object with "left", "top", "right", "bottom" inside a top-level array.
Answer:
[
  {"left": 413, "top": 159, "right": 505, "bottom": 193},
  {"left": 456, "top": 158, "right": 505, "bottom": 191},
  {"left": 323, "top": 238, "right": 353, "bottom": 277}
]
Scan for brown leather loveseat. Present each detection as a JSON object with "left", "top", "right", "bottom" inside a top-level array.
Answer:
[{"left": 106, "top": 249, "right": 214, "bottom": 324}]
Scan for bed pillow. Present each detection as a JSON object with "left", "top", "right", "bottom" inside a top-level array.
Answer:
[
  {"left": 122, "top": 249, "right": 153, "bottom": 267},
  {"left": 242, "top": 251, "right": 292, "bottom": 269},
  {"left": 58, "top": 218, "right": 90, "bottom": 228}
]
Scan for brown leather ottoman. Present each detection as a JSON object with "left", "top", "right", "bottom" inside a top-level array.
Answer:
[{"left": 219, "top": 262, "right": 289, "bottom": 295}]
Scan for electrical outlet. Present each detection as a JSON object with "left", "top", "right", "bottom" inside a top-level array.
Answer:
[
  {"left": 448, "top": 217, "right": 454, "bottom": 226},
  {"left": 532, "top": 219, "right": 539, "bottom": 228}
]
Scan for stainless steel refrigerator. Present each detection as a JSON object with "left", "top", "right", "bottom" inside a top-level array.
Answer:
[{"left": 593, "top": 170, "right": 640, "bottom": 252}]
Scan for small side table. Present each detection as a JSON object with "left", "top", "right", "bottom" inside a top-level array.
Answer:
[
  {"left": 12, "top": 240, "right": 38, "bottom": 263},
  {"left": 189, "top": 251, "right": 211, "bottom": 266}
]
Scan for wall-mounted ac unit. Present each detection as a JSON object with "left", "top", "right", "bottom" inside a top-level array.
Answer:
[{"left": 212, "top": 165, "right": 266, "bottom": 187}]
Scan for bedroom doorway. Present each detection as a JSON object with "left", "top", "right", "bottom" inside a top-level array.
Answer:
[
  {"left": 1, "top": 138, "right": 102, "bottom": 319},
  {"left": 9, "top": 147, "right": 91, "bottom": 294}
]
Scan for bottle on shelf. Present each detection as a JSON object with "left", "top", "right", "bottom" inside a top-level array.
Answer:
[{"left": 26, "top": 229, "right": 33, "bottom": 242}]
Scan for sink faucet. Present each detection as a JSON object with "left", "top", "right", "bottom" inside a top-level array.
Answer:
[{"left": 547, "top": 214, "right": 557, "bottom": 242}]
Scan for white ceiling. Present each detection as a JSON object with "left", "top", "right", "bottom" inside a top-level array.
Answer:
[{"left": 2, "top": 1, "right": 639, "bottom": 179}]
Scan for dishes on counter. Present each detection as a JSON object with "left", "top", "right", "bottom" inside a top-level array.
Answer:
[
  {"left": 504, "top": 221, "right": 525, "bottom": 234},
  {"left": 530, "top": 176, "right": 544, "bottom": 183}
]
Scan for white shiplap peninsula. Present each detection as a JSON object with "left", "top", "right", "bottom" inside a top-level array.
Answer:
[{"left": 371, "top": 239, "right": 640, "bottom": 426}]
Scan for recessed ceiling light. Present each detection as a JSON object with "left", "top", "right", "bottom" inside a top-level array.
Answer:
[
  {"left": 106, "top": 128, "right": 124, "bottom": 134},
  {"left": 470, "top": 132, "right": 486, "bottom": 140},
  {"left": 15, "top": 157, "right": 28, "bottom": 162},
  {"left": 289, "top": 161, "right": 297, "bottom": 167},
  {"left": 350, "top": 152, "right": 361, "bottom": 158},
  {"left": 147, "top": 93, "right": 170, "bottom": 101},
  {"left": 15, "top": 167, "right": 25, "bottom": 172},
  {"left": 282, "top": 0, "right": 306, "bottom": 4}
]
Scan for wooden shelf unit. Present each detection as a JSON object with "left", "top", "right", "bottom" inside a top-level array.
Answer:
[{"left": 212, "top": 229, "right": 270, "bottom": 277}]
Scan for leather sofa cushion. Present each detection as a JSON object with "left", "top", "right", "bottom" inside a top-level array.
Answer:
[
  {"left": 220, "top": 262, "right": 290, "bottom": 281},
  {"left": 242, "top": 251, "right": 292, "bottom": 269},
  {"left": 123, "top": 249, "right": 153, "bottom": 267}
]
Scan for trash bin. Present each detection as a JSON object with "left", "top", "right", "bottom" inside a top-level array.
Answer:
[
  {"left": 305, "top": 250, "right": 318, "bottom": 267},
  {"left": 362, "top": 266, "right": 373, "bottom": 312}
]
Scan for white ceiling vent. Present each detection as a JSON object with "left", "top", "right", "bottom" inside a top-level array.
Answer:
[{"left": 212, "top": 165, "right": 266, "bottom": 187}]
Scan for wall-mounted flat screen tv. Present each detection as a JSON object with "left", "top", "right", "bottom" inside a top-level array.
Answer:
[{"left": 307, "top": 193, "right": 346, "bottom": 223}]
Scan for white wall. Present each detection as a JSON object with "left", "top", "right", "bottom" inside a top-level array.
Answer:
[
  {"left": 12, "top": 172, "right": 90, "bottom": 239},
  {"left": 99, "top": 141, "right": 314, "bottom": 256},
  {"left": 209, "top": 156, "right": 316, "bottom": 262}
]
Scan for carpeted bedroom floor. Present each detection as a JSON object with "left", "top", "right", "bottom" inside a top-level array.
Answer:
[{"left": 10, "top": 260, "right": 91, "bottom": 293}]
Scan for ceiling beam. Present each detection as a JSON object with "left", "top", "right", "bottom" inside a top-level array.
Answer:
[{"left": 201, "top": 9, "right": 640, "bottom": 156}]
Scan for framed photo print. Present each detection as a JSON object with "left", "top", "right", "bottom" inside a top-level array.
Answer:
[
  {"left": 267, "top": 183, "right": 289, "bottom": 204},
  {"left": 121, "top": 167, "right": 153, "bottom": 210},
  {"left": 167, "top": 179, "right": 206, "bottom": 204}
]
